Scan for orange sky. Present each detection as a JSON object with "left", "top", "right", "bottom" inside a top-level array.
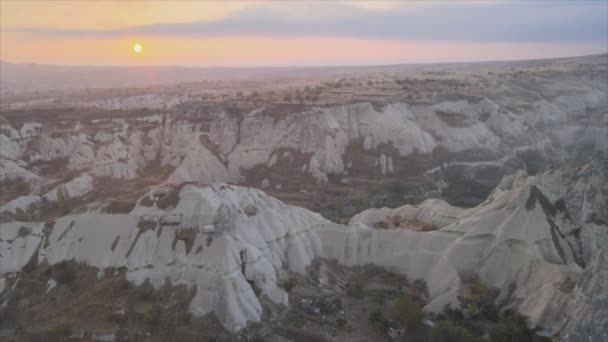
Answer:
[{"left": 1, "top": 1, "right": 606, "bottom": 66}]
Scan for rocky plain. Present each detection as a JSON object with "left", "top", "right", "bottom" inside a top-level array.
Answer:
[{"left": 0, "top": 54, "right": 607, "bottom": 341}]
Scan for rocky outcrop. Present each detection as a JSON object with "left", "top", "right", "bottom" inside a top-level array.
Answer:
[
  {"left": 1, "top": 65, "right": 607, "bottom": 208},
  {"left": 0, "top": 184, "right": 327, "bottom": 332},
  {"left": 1, "top": 161, "right": 606, "bottom": 339},
  {"left": 43, "top": 173, "right": 94, "bottom": 202}
]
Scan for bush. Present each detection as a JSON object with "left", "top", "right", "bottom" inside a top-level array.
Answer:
[
  {"left": 458, "top": 274, "right": 500, "bottom": 321},
  {"left": 244, "top": 205, "right": 258, "bottom": 217},
  {"left": 385, "top": 181, "right": 407, "bottom": 196},
  {"left": 347, "top": 283, "right": 364, "bottom": 299},
  {"left": 390, "top": 294, "right": 424, "bottom": 330},
  {"left": 480, "top": 301, "right": 499, "bottom": 321},
  {"left": 18, "top": 226, "right": 32, "bottom": 237},
  {"left": 14, "top": 209, "right": 32, "bottom": 222},
  {"left": 251, "top": 283, "right": 262, "bottom": 297},
  {"left": 251, "top": 335, "right": 265, "bottom": 342},
  {"left": 53, "top": 262, "right": 76, "bottom": 285},
  {"left": 336, "top": 317, "right": 347, "bottom": 328},
  {"left": 143, "top": 308, "right": 161, "bottom": 331},
  {"left": 368, "top": 309, "right": 388, "bottom": 331},
  {"left": 413, "top": 279, "right": 429, "bottom": 297},
  {"left": 429, "top": 320, "right": 475, "bottom": 342},
  {"left": 282, "top": 278, "right": 297, "bottom": 292},
  {"left": 50, "top": 322, "right": 73, "bottom": 337},
  {"left": 490, "top": 310, "right": 536, "bottom": 342}
]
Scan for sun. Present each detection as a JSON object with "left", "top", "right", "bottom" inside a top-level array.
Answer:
[{"left": 133, "top": 43, "right": 143, "bottom": 54}]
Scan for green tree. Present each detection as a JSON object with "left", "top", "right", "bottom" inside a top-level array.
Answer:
[
  {"left": 368, "top": 309, "right": 388, "bottom": 331},
  {"left": 390, "top": 294, "right": 424, "bottom": 330},
  {"left": 490, "top": 310, "right": 536, "bottom": 342},
  {"left": 429, "top": 320, "right": 475, "bottom": 342}
]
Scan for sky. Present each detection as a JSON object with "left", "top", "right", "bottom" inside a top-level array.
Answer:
[{"left": 1, "top": 0, "right": 607, "bottom": 67}]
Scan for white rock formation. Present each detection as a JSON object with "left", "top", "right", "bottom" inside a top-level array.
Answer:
[
  {"left": 1, "top": 184, "right": 327, "bottom": 332},
  {"left": 43, "top": 173, "right": 94, "bottom": 201},
  {"left": 0, "top": 195, "right": 41, "bottom": 214},
  {"left": 168, "top": 144, "right": 232, "bottom": 184},
  {"left": 0, "top": 159, "right": 41, "bottom": 182},
  {"left": 1, "top": 162, "right": 605, "bottom": 339}
]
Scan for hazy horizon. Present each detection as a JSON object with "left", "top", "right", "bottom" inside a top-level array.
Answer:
[
  {"left": 1, "top": 1, "right": 606, "bottom": 67},
  {"left": 2, "top": 51, "right": 607, "bottom": 69}
]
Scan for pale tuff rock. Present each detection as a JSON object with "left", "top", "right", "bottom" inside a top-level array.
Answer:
[
  {"left": 39, "top": 131, "right": 88, "bottom": 161},
  {"left": 168, "top": 144, "right": 232, "bottom": 184},
  {"left": 346, "top": 103, "right": 437, "bottom": 156},
  {"left": 2, "top": 82, "right": 606, "bottom": 185},
  {"left": 349, "top": 198, "right": 462, "bottom": 229},
  {"left": 1, "top": 184, "right": 327, "bottom": 332},
  {"left": 209, "top": 110, "right": 239, "bottom": 155},
  {"left": 420, "top": 102, "right": 502, "bottom": 152},
  {"left": 43, "top": 173, "right": 94, "bottom": 201},
  {"left": 1, "top": 165, "right": 605, "bottom": 338},
  {"left": 0, "top": 159, "right": 41, "bottom": 182},
  {"left": 0, "top": 122, "right": 42, "bottom": 160},
  {"left": 379, "top": 154, "right": 387, "bottom": 175},
  {"left": 68, "top": 143, "right": 96, "bottom": 171},
  {"left": 377, "top": 154, "right": 394, "bottom": 176},
  {"left": 213, "top": 203, "right": 236, "bottom": 235},
  {"left": 341, "top": 166, "right": 607, "bottom": 338},
  {"left": 0, "top": 134, "right": 23, "bottom": 160},
  {"left": 552, "top": 246, "right": 608, "bottom": 342},
  {"left": 267, "top": 154, "right": 277, "bottom": 167},
  {"left": 308, "top": 156, "right": 328, "bottom": 184},
  {"left": 0, "top": 195, "right": 41, "bottom": 214}
]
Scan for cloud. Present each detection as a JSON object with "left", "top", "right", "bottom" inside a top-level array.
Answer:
[{"left": 3, "top": 1, "right": 607, "bottom": 43}]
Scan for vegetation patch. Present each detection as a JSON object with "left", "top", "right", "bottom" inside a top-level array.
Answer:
[
  {"left": 156, "top": 184, "right": 187, "bottom": 210},
  {"left": 173, "top": 227, "right": 197, "bottom": 255},
  {"left": 106, "top": 199, "right": 137, "bottom": 213},
  {"left": 18, "top": 226, "right": 32, "bottom": 238},
  {"left": 373, "top": 215, "right": 436, "bottom": 231},
  {"left": 139, "top": 195, "right": 155, "bottom": 207}
]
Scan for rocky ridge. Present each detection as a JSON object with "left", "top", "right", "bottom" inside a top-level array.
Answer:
[{"left": 1, "top": 155, "right": 606, "bottom": 340}]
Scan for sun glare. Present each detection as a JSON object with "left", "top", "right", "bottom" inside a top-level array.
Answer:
[{"left": 133, "top": 43, "right": 143, "bottom": 54}]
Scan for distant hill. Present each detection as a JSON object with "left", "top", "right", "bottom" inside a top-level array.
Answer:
[{"left": 1, "top": 53, "right": 606, "bottom": 93}]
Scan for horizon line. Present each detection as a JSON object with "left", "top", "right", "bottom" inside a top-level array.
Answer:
[{"left": 2, "top": 52, "right": 607, "bottom": 70}]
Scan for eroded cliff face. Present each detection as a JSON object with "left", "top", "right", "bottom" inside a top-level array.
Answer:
[
  {"left": 0, "top": 184, "right": 327, "bottom": 332},
  {"left": 1, "top": 157, "right": 606, "bottom": 339},
  {"left": 1, "top": 64, "right": 606, "bottom": 211}
]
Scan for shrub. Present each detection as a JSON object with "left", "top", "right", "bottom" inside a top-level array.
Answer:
[
  {"left": 282, "top": 278, "right": 297, "bottom": 292},
  {"left": 251, "top": 283, "right": 262, "bottom": 297},
  {"left": 390, "top": 294, "right": 424, "bottom": 330},
  {"left": 429, "top": 320, "right": 475, "bottom": 342},
  {"left": 50, "top": 322, "right": 73, "bottom": 337},
  {"left": 336, "top": 317, "right": 347, "bottom": 328},
  {"left": 442, "top": 304, "right": 465, "bottom": 322},
  {"left": 18, "top": 226, "right": 32, "bottom": 238},
  {"left": 244, "top": 205, "right": 258, "bottom": 217},
  {"left": 413, "top": 279, "right": 429, "bottom": 297},
  {"left": 143, "top": 308, "right": 161, "bottom": 331},
  {"left": 347, "top": 283, "right": 364, "bottom": 299},
  {"left": 458, "top": 274, "right": 500, "bottom": 321},
  {"left": 385, "top": 181, "right": 407, "bottom": 196},
  {"left": 14, "top": 209, "right": 32, "bottom": 222},
  {"left": 53, "top": 262, "right": 76, "bottom": 285},
  {"left": 490, "top": 310, "right": 536, "bottom": 342},
  {"left": 368, "top": 309, "right": 388, "bottom": 331}
]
